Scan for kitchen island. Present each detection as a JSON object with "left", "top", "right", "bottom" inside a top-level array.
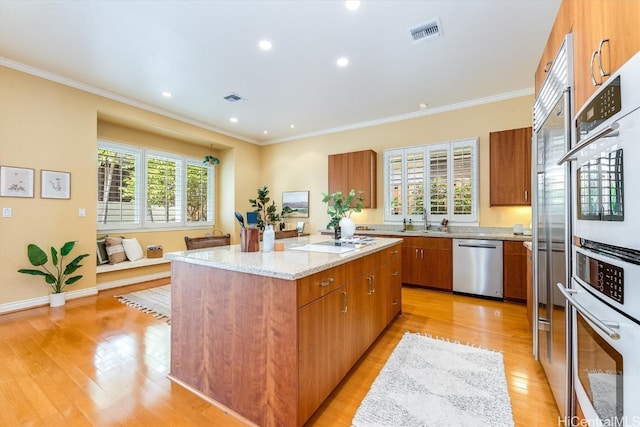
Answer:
[{"left": 164, "top": 235, "right": 403, "bottom": 427}]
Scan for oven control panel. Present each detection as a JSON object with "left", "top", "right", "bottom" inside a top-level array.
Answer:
[{"left": 576, "top": 251, "right": 624, "bottom": 304}]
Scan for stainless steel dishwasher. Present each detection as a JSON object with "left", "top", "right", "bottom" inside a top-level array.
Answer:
[{"left": 453, "top": 239, "right": 503, "bottom": 298}]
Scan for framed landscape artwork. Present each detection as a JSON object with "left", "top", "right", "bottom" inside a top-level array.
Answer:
[
  {"left": 282, "top": 191, "right": 309, "bottom": 218},
  {"left": 41, "top": 170, "right": 71, "bottom": 199},
  {"left": 0, "top": 166, "right": 34, "bottom": 198}
]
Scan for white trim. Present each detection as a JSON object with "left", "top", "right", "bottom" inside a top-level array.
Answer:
[
  {"left": 0, "top": 57, "right": 258, "bottom": 145},
  {"left": 264, "top": 89, "right": 533, "bottom": 145},
  {"left": 96, "top": 257, "right": 170, "bottom": 273},
  {"left": 97, "top": 271, "right": 171, "bottom": 291},
  {"left": 0, "top": 287, "right": 98, "bottom": 315}
]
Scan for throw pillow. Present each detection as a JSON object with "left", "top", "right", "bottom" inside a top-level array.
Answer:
[
  {"left": 122, "top": 238, "right": 144, "bottom": 261},
  {"left": 96, "top": 238, "right": 109, "bottom": 265},
  {"left": 105, "top": 236, "right": 127, "bottom": 264}
]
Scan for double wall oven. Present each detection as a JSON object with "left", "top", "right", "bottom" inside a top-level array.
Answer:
[{"left": 558, "top": 51, "right": 640, "bottom": 426}]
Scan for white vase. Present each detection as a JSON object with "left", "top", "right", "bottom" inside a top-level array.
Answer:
[
  {"left": 339, "top": 217, "right": 356, "bottom": 238},
  {"left": 50, "top": 292, "right": 66, "bottom": 307}
]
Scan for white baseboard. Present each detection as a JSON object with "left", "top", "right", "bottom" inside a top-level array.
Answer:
[
  {"left": 97, "top": 271, "right": 171, "bottom": 291},
  {"left": 0, "top": 287, "right": 98, "bottom": 314}
]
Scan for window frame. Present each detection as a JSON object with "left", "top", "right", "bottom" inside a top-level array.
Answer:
[
  {"left": 97, "top": 139, "right": 215, "bottom": 232},
  {"left": 383, "top": 138, "right": 479, "bottom": 226}
]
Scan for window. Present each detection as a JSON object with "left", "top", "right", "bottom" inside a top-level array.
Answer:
[
  {"left": 97, "top": 140, "right": 214, "bottom": 230},
  {"left": 383, "top": 138, "right": 478, "bottom": 225}
]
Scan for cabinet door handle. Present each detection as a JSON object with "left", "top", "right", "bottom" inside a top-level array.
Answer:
[
  {"left": 543, "top": 61, "right": 552, "bottom": 73},
  {"left": 590, "top": 50, "right": 602, "bottom": 86},
  {"left": 391, "top": 250, "right": 399, "bottom": 254},
  {"left": 415, "top": 249, "right": 419, "bottom": 259},
  {"left": 421, "top": 249, "right": 424, "bottom": 259},
  {"left": 597, "top": 38, "right": 610, "bottom": 78},
  {"left": 371, "top": 275, "right": 376, "bottom": 294},
  {"left": 392, "top": 298, "right": 399, "bottom": 306},
  {"left": 524, "top": 190, "right": 528, "bottom": 202},
  {"left": 392, "top": 271, "right": 399, "bottom": 276},
  {"left": 342, "top": 291, "right": 348, "bottom": 314},
  {"left": 319, "top": 277, "right": 334, "bottom": 287},
  {"left": 367, "top": 275, "right": 374, "bottom": 295}
]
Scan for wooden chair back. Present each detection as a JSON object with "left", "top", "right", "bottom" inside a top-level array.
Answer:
[
  {"left": 275, "top": 229, "right": 298, "bottom": 239},
  {"left": 184, "top": 234, "right": 231, "bottom": 250}
]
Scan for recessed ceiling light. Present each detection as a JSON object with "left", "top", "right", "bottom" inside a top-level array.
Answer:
[
  {"left": 162, "top": 91, "right": 172, "bottom": 98},
  {"left": 263, "top": 130, "right": 268, "bottom": 134},
  {"left": 230, "top": 117, "right": 238, "bottom": 123},
  {"left": 290, "top": 124, "right": 295, "bottom": 129},
  {"left": 345, "top": 1, "right": 361, "bottom": 11},
  {"left": 259, "top": 40, "right": 272, "bottom": 50},
  {"left": 337, "top": 57, "right": 349, "bottom": 67},
  {"left": 419, "top": 102, "right": 428, "bottom": 109}
]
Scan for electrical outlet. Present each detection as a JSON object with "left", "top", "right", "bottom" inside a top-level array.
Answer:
[
  {"left": 2, "top": 207, "right": 11, "bottom": 218},
  {"left": 78, "top": 208, "right": 86, "bottom": 217}
]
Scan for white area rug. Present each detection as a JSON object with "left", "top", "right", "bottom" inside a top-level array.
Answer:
[
  {"left": 352, "top": 332, "right": 514, "bottom": 427},
  {"left": 115, "top": 284, "right": 171, "bottom": 322}
]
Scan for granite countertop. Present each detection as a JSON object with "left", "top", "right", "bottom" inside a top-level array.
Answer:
[
  {"left": 164, "top": 235, "right": 403, "bottom": 281},
  {"left": 323, "top": 225, "right": 532, "bottom": 242}
]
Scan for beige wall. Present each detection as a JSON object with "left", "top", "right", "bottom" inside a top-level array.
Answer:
[
  {"left": 0, "top": 65, "right": 533, "bottom": 308},
  {"left": 0, "top": 66, "right": 260, "bottom": 307},
  {"left": 261, "top": 96, "right": 534, "bottom": 233}
]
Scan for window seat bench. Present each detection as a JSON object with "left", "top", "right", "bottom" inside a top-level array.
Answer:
[{"left": 97, "top": 257, "right": 171, "bottom": 290}]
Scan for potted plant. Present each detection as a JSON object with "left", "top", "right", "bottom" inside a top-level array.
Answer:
[
  {"left": 203, "top": 155, "right": 220, "bottom": 166},
  {"left": 321, "top": 189, "right": 365, "bottom": 238},
  {"left": 17, "top": 241, "right": 90, "bottom": 307},
  {"left": 249, "top": 185, "right": 281, "bottom": 230}
]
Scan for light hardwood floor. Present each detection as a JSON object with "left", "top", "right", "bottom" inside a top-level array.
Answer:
[{"left": 0, "top": 281, "right": 560, "bottom": 426}]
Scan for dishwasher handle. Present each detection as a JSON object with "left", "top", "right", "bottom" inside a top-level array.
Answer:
[{"left": 457, "top": 243, "right": 498, "bottom": 249}]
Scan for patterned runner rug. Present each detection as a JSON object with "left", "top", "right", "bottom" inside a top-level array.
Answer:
[
  {"left": 352, "top": 332, "right": 514, "bottom": 427},
  {"left": 115, "top": 284, "right": 171, "bottom": 322}
]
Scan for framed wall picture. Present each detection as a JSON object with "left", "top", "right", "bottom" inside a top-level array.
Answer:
[
  {"left": 41, "top": 170, "right": 71, "bottom": 199},
  {"left": 0, "top": 166, "right": 35, "bottom": 198},
  {"left": 282, "top": 191, "right": 309, "bottom": 218}
]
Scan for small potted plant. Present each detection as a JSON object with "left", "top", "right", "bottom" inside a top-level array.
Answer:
[
  {"left": 203, "top": 155, "right": 220, "bottom": 166},
  {"left": 321, "top": 189, "right": 365, "bottom": 238},
  {"left": 249, "top": 185, "right": 281, "bottom": 230},
  {"left": 17, "top": 241, "right": 90, "bottom": 307}
]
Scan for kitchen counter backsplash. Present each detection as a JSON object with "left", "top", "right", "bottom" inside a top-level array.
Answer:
[{"left": 341, "top": 224, "right": 532, "bottom": 242}]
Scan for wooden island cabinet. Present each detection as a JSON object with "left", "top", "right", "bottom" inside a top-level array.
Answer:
[{"left": 165, "top": 237, "right": 402, "bottom": 427}]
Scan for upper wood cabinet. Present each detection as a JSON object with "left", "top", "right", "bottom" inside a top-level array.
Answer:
[
  {"left": 489, "top": 127, "right": 532, "bottom": 206},
  {"left": 536, "top": 0, "right": 640, "bottom": 111},
  {"left": 572, "top": 0, "right": 640, "bottom": 112},
  {"left": 328, "top": 149, "right": 377, "bottom": 208},
  {"left": 535, "top": 0, "right": 576, "bottom": 95}
]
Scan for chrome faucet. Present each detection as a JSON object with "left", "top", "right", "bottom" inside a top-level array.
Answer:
[{"left": 422, "top": 210, "right": 430, "bottom": 230}]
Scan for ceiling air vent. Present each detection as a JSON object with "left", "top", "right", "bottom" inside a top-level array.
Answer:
[
  {"left": 409, "top": 18, "right": 443, "bottom": 43},
  {"left": 223, "top": 92, "right": 245, "bottom": 102}
]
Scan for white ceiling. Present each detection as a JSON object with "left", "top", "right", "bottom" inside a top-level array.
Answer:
[{"left": 0, "top": 0, "right": 560, "bottom": 145}]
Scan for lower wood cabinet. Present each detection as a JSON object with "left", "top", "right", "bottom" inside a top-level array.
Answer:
[
  {"left": 297, "top": 243, "right": 402, "bottom": 425},
  {"left": 401, "top": 236, "right": 452, "bottom": 291},
  {"left": 503, "top": 240, "right": 528, "bottom": 302}
]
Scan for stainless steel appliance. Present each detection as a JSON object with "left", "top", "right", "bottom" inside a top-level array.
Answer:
[
  {"left": 558, "top": 50, "right": 640, "bottom": 425},
  {"left": 452, "top": 239, "right": 503, "bottom": 298},
  {"left": 532, "top": 34, "right": 573, "bottom": 419}
]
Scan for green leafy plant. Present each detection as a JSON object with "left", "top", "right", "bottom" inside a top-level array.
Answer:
[
  {"left": 249, "top": 185, "right": 281, "bottom": 230},
  {"left": 203, "top": 155, "right": 220, "bottom": 165},
  {"left": 321, "top": 189, "right": 365, "bottom": 229},
  {"left": 18, "top": 241, "right": 90, "bottom": 294}
]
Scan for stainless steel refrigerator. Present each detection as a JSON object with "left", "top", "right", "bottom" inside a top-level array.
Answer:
[{"left": 532, "top": 34, "right": 573, "bottom": 419}]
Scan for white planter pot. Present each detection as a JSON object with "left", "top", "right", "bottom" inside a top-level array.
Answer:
[
  {"left": 339, "top": 217, "right": 356, "bottom": 238},
  {"left": 50, "top": 292, "right": 66, "bottom": 307}
]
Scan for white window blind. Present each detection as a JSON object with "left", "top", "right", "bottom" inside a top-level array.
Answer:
[
  {"left": 186, "top": 161, "right": 213, "bottom": 223},
  {"left": 97, "top": 144, "right": 141, "bottom": 227},
  {"left": 146, "top": 153, "right": 182, "bottom": 225},
  {"left": 97, "top": 140, "right": 214, "bottom": 231},
  {"left": 384, "top": 138, "right": 478, "bottom": 225}
]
